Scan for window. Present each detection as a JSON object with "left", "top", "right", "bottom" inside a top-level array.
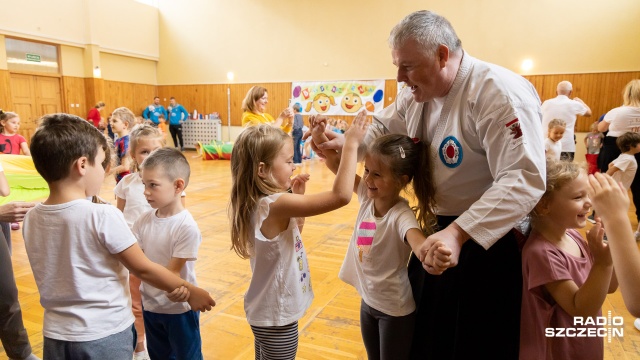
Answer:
[{"left": 5, "top": 38, "right": 59, "bottom": 74}]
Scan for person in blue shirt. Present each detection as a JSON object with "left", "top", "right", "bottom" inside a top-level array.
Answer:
[
  {"left": 142, "top": 97, "right": 168, "bottom": 127},
  {"left": 168, "top": 97, "right": 190, "bottom": 151}
]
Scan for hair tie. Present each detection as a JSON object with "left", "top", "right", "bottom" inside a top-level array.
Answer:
[
  {"left": 399, "top": 146, "right": 406, "bottom": 159},
  {"left": 412, "top": 137, "right": 420, "bottom": 144}
]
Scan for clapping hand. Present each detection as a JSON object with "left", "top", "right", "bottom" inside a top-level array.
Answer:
[{"left": 586, "top": 217, "right": 612, "bottom": 267}]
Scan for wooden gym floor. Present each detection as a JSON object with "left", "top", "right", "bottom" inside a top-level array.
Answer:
[{"left": 3, "top": 153, "right": 640, "bottom": 359}]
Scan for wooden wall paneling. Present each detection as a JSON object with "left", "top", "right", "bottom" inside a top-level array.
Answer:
[
  {"left": 84, "top": 77, "right": 105, "bottom": 118},
  {"left": 98, "top": 80, "right": 154, "bottom": 117},
  {"left": 132, "top": 83, "right": 157, "bottom": 116},
  {"left": 62, "top": 76, "right": 86, "bottom": 117},
  {"left": 384, "top": 79, "right": 397, "bottom": 108},
  {"left": 524, "top": 71, "right": 640, "bottom": 132},
  {"left": 157, "top": 71, "right": 639, "bottom": 132},
  {"left": 0, "top": 70, "right": 12, "bottom": 109}
]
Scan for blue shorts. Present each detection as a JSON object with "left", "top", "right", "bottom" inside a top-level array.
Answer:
[{"left": 143, "top": 310, "right": 202, "bottom": 360}]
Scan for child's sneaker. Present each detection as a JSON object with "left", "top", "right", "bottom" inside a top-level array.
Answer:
[
  {"left": 10, "top": 222, "right": 19, "bottom": 230},
  {"left": 587, "top": 213, "right": 596, "bottom": 224},
  {"left": 634, "top": 318, "right": 640, "bottom": 331},
  {"left": 635, "top": 232, "right": 640, "bottom": 242}
]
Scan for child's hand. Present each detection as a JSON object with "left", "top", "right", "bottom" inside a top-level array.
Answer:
[
  {"left": 310, "top": 115, "right": 329, "bottom": 144},
  {"left": 344, "top": 110, "right": 369, "bottom": 146},
  {"left": 417, "top": 238, "right": 453, "bottom": 275},
  {"left": 424, "top": 242, "right": 453, "bottom": 275},
  {"left": 166, "top": 285, "right": 190, "bottom": 302},
  {"left": 586, "top": 217, "right": 612, "bottom": 267},
  {"left": 187, "top": 285, "right": 216, "bottom": 312},
  {"left": 291, "top": 173, "right": 310, "bottom": 195},
  {"left": 588, "top": 173, "right": 630, "bottom": 221}
]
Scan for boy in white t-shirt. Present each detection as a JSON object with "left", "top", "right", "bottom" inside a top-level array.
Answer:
[
  {"left": 545, "top": 119, "right": 566, "bottom": 161},
  {"left": 607, "top": 132, "right": 640, "bottom": 239},
  {"left": 23, "top": 114, "right": 214, "bottom": 360},
  {"left": 132, "top": 147, "right": 203, "bottom": 359}
]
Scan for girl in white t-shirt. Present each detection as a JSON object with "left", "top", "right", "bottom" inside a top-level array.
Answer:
[
  {"left": 229, "top": 114, "right": 368, "bottom": 359},
  {"left": 310, "top": 118, "right": 452, "bottom": 359},
  {"left": 114, "top": 124, "right": 165, "bottom": 360},
  {"left": 545, "top": 119, "right": 566, "bottom": 161}
]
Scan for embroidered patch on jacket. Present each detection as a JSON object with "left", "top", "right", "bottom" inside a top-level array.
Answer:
[
  {"left": 506, "top": 118, "right": 523, "bottom": 139},
  {"left": 439, "top": 136, "right": 463, "bottom": 168},
  {"left": 503, "top": 118, "right": 525, "bottom": 148}
]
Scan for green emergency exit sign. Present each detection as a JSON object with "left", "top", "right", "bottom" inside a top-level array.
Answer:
[{"left": 26, "top": 53, "right": 41, "bottom": 62}]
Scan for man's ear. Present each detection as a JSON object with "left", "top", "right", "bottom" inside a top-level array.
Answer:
[
  {"left": 437, "top": 44, "right": 450, "bottom": 68},
  {"left": 257, "top": 162, "right": 268, "bottom": 179}
]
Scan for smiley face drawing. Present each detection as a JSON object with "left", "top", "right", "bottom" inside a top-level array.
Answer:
[
  {"left": 305, "top": 93, "right": 335, "bottom": 113},
  {"left": 341, "top": 93, "right": 363, "bottom": 113}
]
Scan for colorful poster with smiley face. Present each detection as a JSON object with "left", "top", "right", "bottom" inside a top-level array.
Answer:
[{"left": 291, "top": 80, "right": 385, "bottom": 116}]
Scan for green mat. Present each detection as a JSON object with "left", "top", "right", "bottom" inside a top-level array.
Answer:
[{"left": 0, "top": 154, "right": 49, "bottom": 204}]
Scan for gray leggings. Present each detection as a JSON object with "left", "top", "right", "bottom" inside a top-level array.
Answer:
[
  {"left": 0, "top": 229, "right": 32, "bottom": 359},
  {"left": 360, "top": 299, "right": 415, "bottom": 360},
  {"left": 1, "top": 222, "right": 10, "bottom": 254}
]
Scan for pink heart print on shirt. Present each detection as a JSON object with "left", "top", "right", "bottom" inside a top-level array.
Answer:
[{"left": 356, "top": 217, "right": 376, "bottom": 262}]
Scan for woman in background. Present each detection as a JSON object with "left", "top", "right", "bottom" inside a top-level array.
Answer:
[{"left": 241, "top": 86, "right": 293, "bottom": 133}]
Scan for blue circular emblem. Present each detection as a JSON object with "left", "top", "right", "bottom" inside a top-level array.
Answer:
[{"left": 439, "top": 136, "right": 463, "bottom": 168}]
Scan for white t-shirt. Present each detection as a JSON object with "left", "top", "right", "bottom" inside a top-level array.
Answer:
[
  {"left": 339, "top": 181, "right": 419, "bottom": 317},
  {"left": 545, "top": 138, "right": 562, "bottom": 160},
  {"left": 541, "top": 95, "right": 588, "bottom": 152},
  {"left": 114, "top": 172, "right": 187, "bottom": 229},
  {"left": 132, "top": 209, "right": 201, "bottom": 314},
  {"left": 23, "top": 200, "right": 136, "bottom": 342},
  {"left": 611, "top": 153, "right": 637, "bottom": 190},
  {"left": 244, "top": 193, "right": 314, "bottom": 326},
  {"left": 604, "top": 106, "right": 640, "bottom": 137}
]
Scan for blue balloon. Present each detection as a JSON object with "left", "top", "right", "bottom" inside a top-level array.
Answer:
[{"left": 373, "top": 89, "right": 384, "bottom": 103}]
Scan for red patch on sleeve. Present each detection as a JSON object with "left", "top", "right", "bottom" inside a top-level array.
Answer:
[{"left": 505, "top": 118, "right": 523, "bottom": 139}]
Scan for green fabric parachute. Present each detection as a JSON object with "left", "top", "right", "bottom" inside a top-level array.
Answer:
[
  {"left": 197, "top": 141, "right": 233, "bottom": 160},
  {"left": 0, "top": 154, "right": 49, "bottom": 204}
]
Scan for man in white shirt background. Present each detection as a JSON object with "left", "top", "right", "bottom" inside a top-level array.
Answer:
[{"left": 541, "top": 80, "right": 592, "bottom": 161}]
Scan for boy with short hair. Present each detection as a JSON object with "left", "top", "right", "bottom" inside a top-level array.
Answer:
[
  {"left": 133, "top": 147, "right": 203, "bottom": 359},
  {"left": 110, "top": 107, "right": 135, "bottom": 183},
  {"left": 607, "top": 131, "right": 640, "bottom": 240},
  {"left": 607, "top": 132, "right": 640, "bottom": 190},
  {"left": 23, "top": 114, "right": 214, "bottom": 359}
]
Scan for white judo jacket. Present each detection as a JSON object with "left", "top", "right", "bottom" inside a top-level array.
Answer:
[{"left": 369, "top": 52, "right": 546, "bottom": 249}]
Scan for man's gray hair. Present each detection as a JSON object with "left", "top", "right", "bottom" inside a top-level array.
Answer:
[
  {"left": 389, "top": 10, "right": 462, "bottom": 56},
  {"left": 557, "top": 81, "right": 573, "bottom": 94}
]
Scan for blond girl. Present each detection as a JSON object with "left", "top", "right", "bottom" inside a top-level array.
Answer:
[{"left": 229, "top": 113, "right": 368, "bottom": 359}]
